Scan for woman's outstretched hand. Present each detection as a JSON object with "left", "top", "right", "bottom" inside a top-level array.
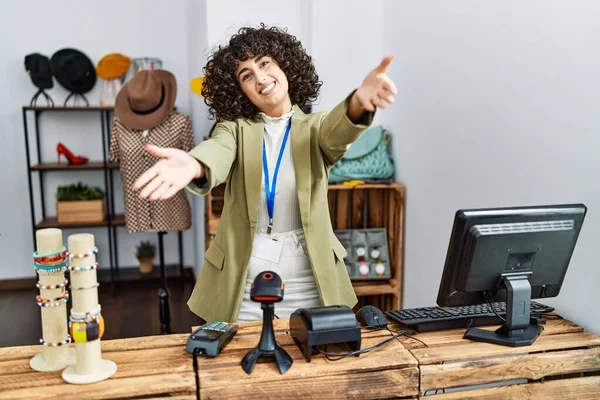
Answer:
[
  {"left": 132, "top": 144, "right": 203, "bottom": 201},
  {"left": 348, "top": 53, "right": 397, "bottom": 122}
]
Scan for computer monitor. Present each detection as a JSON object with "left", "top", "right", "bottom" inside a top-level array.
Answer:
[{"left": 436, "top": 203, "right": 586, "bottom": 346}]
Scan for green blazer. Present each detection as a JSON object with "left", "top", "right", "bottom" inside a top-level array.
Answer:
[{"left": 186, "top": 93, "right": 373, "bottom": 322}]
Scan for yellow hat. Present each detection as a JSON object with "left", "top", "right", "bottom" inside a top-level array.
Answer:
[
  {"left": 190, "top": 76, "right": 205, "bottom": 98},
  {"left": 97, "top": 53, "right": 131, "bottom": 80}
]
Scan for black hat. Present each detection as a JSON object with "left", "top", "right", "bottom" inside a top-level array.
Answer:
[
  {"left": 24, "top": 53, "right": 53, "bottom": 90},
  {"left": 51, "top": 48, "right": 97, "bottom": 94}
]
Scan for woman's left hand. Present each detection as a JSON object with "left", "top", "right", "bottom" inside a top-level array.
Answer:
[{"left": 348, "top": 54, "right": 397, "bottom": 121}]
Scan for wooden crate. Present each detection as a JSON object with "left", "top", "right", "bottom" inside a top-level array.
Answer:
[
  {"left": 56, "top": 200, "right": 105, "bottom": 224},
  {"left": 328, "top": 183, "right": 405, "bottom": 311},
  {"left": 205, "top": 183, "right": 405, "bottom": 311}
]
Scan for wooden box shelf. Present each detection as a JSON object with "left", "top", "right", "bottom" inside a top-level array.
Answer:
[{"left": 205, "top": 183, "right": 405, "bottom": 311}]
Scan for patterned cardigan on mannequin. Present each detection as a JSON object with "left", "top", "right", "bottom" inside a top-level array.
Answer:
[{"left": 109, "top": 112, "right": 195, "bottom": 232}]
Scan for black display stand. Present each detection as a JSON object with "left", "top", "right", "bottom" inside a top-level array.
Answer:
[
  {"left": 464, "top": 272, "right": 543, "bottom": 347},
  {"left": 241, "top": 303, "right": 293, "bottom": 374},
  {"left": 64, "top": 93, "right": 90, "bottom": 107},
  {"left": 21, "top": 106, "right": 186, "bottom": 289},
  {"left": 158, "top": 231, "right": 171, "bottom": 334},
  {"left": 29, "top": 90, "right": 54, "bottom": 107}
]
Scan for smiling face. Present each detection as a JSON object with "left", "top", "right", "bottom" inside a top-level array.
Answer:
[{"left": 236, "top": 55, "right": 292, "bottom": 117}]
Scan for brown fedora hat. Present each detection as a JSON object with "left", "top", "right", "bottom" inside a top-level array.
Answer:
[{"left": 115, "top": 69, "right": 176, "bottom": 130}]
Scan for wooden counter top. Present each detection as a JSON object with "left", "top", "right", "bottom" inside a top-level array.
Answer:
[{"left": 0, "top": 314, "right": 598, "bottom": 399}]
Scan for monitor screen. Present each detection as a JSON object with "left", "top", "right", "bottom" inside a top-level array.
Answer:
[{"left": 437, "top": 204, "right": 586, "bottom": 307}]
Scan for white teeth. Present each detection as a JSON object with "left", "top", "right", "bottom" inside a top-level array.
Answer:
[{"left": 260, "top": 82, "right": 275, "bottom": 95}]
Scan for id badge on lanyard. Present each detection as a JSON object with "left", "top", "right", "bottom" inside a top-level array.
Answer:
[{"left": 263, "top": 119, "right": 291, "bottom": 235}]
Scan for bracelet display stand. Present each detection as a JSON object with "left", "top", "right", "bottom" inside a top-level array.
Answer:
[
  {"left": 62, "top": 233, "right": 117, "bottom": 384},
  {"left": 30, "top": 228, "right": 75, "bottom": 372}
]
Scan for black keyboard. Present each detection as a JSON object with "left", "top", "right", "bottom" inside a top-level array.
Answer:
[{"left": 385, "top": 301, "right": 554, "bottom": 333}]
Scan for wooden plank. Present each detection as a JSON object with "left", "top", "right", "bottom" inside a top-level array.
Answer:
[
  {"left": 196, "top": 332, "right": 416, "bottom": 370},
  {"left": 391, "top": 317, "right": 584, "bottom": 350},
  {"left": 411, "top": 331, "right": 599, "bottom": 364},
  {"left": 202, "top": 368, "right": 419, "bottom": 399},
  {"left": 0, "top": 347, "right": 191, "bottom": 389},
  {"left": 328, "top": 183, "right": 404, "bottom": 190},
  {"left": 353, "top": 283, "right": 396, "bottom": 296},
  {"left": 351, "top": 189, "right": 365, "bottom": 228},
  {"left": 101, "top": 333, "right": 188, "bottom": 352},
  {"left": 335, "top": 190, "right": 350, "bottom": 229},
  {"left": 367, "top": 190, "right": 384, "bottom": 227},
  {"left": 0, "top": 373, "right": 195, "bottom": 400},
  {"left": 392, "top": 185, "right": 404, "bottom": 310},
  {"left": 426, "top": 375, "right": 600, "bottom": 400},
  {"left": 420, "top": 347, "right": 600, "bottom": 392},
  {"left": 199, "top": 337, "right": 418, "bottom": 398}
]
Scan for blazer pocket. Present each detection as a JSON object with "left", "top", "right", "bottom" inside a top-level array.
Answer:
[
  {"left": 205, "top": 242, "right": 225, "bottom": 271},
  {"left": 332, "top": 237, "right": 347, "bottom": 262}
]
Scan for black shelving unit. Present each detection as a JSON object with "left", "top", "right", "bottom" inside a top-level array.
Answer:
[{"left": 22, "top": 105, "right": 185, "bottom": 333}]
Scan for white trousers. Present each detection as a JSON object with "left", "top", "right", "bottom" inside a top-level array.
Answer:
[{"left": 237, "top": 229, "right": 321, "bottom": 321}]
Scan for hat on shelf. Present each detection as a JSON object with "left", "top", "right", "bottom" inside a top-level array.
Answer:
[
  {"left": 97, "top": 53, "right": 131, "bottom": 80},
  {"left": 24, "top": 53, "right": 53, "bottom": 90},
  {"left": 115, "top": 69, "right": 177, "bottom": 130},
  {"left": 50, "top": 48, "right": 97, "bottom": 94}
]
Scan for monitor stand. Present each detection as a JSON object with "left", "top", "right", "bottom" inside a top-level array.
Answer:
[{"left": 464, "top": 272, "right": 543, "bottom": 347}]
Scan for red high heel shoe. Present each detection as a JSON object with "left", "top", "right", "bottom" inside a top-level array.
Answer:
[{"left": 56, "top": 142, "right": 89, "bottom": 165}]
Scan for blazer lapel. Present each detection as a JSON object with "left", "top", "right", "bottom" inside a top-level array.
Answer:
[
  {"left": 242, "top": 119, "right": 264, "bottom": 227},
  {"left": 291, "top": 107, "right": 311, "bottom": 235}
]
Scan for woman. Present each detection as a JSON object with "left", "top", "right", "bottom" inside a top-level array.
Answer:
[{"left": 133, "top": 25, "right": 397, "bottom": 322}]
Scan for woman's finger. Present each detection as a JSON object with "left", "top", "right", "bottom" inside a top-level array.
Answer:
[
  {"left": 149, "top": 181, "right": 172, "bottom": 201},
  {"left": 132, "top": 166, "right": 159, "bottom": 191},
  {"left": 159, "top": 185, "right": 181, "bottom": 201},
  {"left": 145, "top": 144, "right": 177, "bottom": 159},
  {"left": 382, "top": 76, "right": 398, "bottom": 95},
  {"left": 139, "top": 175, "right": 166, "bottom": 199},
  {"left": 372, "top": 96, "right": 387, "bottom": 110},
  {"left": 379, "top": 92, "right": 395, "bottom": 104}
]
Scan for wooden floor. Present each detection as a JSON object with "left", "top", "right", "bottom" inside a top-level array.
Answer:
[{"left": 0, "top": 276, "right": 204, "bottom": 348}]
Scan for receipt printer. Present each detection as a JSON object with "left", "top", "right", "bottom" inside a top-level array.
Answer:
[{"left": 290, "top": 305, "right": 361, "bottom": 362}]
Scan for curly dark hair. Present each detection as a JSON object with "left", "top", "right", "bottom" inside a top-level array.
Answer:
[{"left": 201, "top": 24, "right": 322, "bottom": 122}]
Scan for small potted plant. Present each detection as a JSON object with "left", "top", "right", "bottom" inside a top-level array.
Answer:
[
  {"left": 136, "top": 241, "right": 156, "bottom": 274},
  {"left": 55, "top": 182, "right": 105, "bottom": 223}
]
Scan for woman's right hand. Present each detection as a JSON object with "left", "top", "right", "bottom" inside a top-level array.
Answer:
[{"left": 132, "top": 144, "right": 204, "bottom": 201}]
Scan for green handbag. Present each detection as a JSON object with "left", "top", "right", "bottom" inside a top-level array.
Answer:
[{"left": 329, "top": 125, "right": 395, "bottom": 183}]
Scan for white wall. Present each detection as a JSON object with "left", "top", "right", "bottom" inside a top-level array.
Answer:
[
  {"left": 188, "top": 0, "right": 210, "bottom": 278},
  {"left": 381, "top": 1, "right": 600, "bottom": 333},
  {"left": 1, "top": 0, "right": 598, "bottom": 335},
  {"left": 205, "top": 0, "right": 311, "bottom": 54},
  {"left": 0, "top": 0, "right": 197, "bottom": 279},
  {"left": 311, "top": 0, "right": 384, "bottom": 113}
]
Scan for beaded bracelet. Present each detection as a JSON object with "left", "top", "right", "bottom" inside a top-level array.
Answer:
[
  {"left": 68, "top": 263, "right": 99, "bottom": 272},
  {"left": 69, "top": 315, "right": 105, "bottom": 342},
  {"left": 36, "top": 278, "right": 69, "bottom": 290},
  {"left": 34, "top": 265, "right": 67, "bottom": 275},
  {"left": 39, "top": 335, "right": 71, "bottom": 347},
  {"left": 71, "top": 283, "right": 100, "bottom": 291},
  {"left": 36, "top": 292, "right": 69, "bottom": 304},
  {"left": 34, "top": 250, "right": 68, "bottom": 264},
  {"left": 34, "top": 261, "right": 68, "bottom": 272},
  {"left": 37, "top": 295, "right": 69, "bottom": 307},
  {"left": 70, "top": 306, "right": 102, "bottom": 321},
  {"left": 67, "top": 247, "right": 98, "bottom": 260},
  {"left": 33, "top": 246, "right": 67, "bottom": 259}
]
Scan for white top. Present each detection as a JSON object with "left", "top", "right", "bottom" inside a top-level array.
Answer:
[{"left": 257, "top": 109, "right": 302, "bottom": 234}]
